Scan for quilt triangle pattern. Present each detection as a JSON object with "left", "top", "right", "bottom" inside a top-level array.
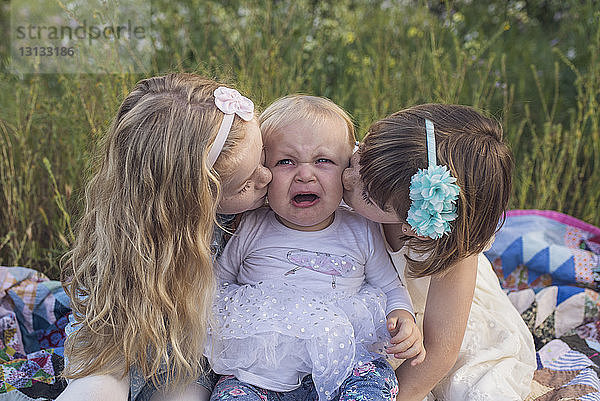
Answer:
[
  {"left": 527, "top": 248, "right": 550, "bottom": 283},
  {"left": 553, "top": 257, "right": 576, "bottom": 286},
  {"left": 500, "top": 237, "right": 523, "bottom": 278}
]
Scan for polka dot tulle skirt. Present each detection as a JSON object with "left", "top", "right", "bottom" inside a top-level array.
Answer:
[{"left": 205, "top": 281, "right": 391, "bottom": 400}]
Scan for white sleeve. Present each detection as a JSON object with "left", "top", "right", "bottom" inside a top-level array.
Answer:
[{"left": 363, "top": 220, "right": 414, "bottom": 317}]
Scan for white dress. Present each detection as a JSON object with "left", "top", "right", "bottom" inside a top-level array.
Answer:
[
  {"left": 388, "top": 246, "right": 536, "bottom": 401},
  {"left": 205, "top": 207, "right": 413, "bottom": 401}
]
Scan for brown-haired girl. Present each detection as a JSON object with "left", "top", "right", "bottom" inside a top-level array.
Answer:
[
  {"left": 57, "top": 73, "right": 271, "bottom": 401},
  {"left": 342, "top": 104, "right": 536, "bottom": 400}
]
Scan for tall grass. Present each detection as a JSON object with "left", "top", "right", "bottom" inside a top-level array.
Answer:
[
  {"left": 0, "top": 0, "right": 598, "bottom": 278},
  {"left": 0, "top": 73, "right": 138, "bottom": 277}
]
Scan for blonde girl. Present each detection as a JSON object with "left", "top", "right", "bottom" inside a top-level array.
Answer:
[
  {"left": 57, "top": 73, "right": 271, "bottom": 401},
  {"left": 342, "top": 104, "right": 536, "bottom": 400}
]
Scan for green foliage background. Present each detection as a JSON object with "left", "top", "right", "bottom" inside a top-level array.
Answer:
[{"left": 0, "top": 0, "right": 598, "bottom": 279}]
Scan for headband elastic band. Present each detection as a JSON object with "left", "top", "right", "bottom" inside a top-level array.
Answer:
[
  {"left": 207, "top": 87, "right": 254, "bottom": 168},
  {"left": 207, "top": 113, "right": 235, "bottom": 168},
  {"left": 425, "top": 119, "right": 436, "bottom": 168}
]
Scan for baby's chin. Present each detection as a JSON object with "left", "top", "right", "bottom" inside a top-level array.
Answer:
[{"left": 276, "top": 209, "right": 337, "bottom": 231}]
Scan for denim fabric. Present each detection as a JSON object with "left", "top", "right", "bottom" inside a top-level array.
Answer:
[
  {"left": 129, "top": 362, "right": 219, "bottom": 401},
  {"left": 209, "top": 358, "right": 398, "bottom": 401}
]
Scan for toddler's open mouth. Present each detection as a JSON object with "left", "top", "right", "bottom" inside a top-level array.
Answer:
[{"left": 292, "top": 193, "right": 320, "bottom": 207}]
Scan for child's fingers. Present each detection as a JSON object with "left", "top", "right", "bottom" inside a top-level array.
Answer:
[
  {"left": 389, "top": 323, "right": 417, "bottom": 345},
  {"left": 385, "top": 330, "right": 418, "bottom": 354},
  {"left": 393, "top": 341, "right": 424, "bottom": 360},
  {"left": 410, "top": 347, "right": 426, "bottom": 365},
  {"left": 389, "top": 320, "right": 412, "bottom": 342},
  {"left": 386, "top": 316, "right": 398, "bottom": 334}
]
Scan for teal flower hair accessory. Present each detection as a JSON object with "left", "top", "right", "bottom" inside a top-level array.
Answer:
[{"left": 406, "top": 119, "right": 460, "bottom": 239}]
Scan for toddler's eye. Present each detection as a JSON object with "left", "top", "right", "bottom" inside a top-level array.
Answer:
[
  {"left": 276, "top": 159, "right": 293, "bottom": 166},
  {"left": 316, "top": 158, "right": 333, "bottom": 164}
]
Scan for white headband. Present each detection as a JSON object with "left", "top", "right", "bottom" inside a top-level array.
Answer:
[{"left": 207, "top": 87, "right": 255, "bottom": 168}]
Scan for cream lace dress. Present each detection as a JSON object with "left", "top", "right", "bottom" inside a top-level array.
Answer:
[{"left": 388, "top": 246, "right": 536, "bottom": 401}]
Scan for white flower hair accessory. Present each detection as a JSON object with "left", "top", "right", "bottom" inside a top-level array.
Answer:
[
  {"left": 406, "top": 119, "right": 460, "bottom": 239},
  {"left": 207, "top": 87, "right": 255, "bottom": 168}
]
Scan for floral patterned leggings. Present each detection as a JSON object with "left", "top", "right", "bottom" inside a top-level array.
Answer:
[{"left": 210, "top": 358, "right": 398, "bottom": 401}]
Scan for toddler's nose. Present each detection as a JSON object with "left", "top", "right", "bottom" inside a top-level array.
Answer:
[{"left": 294, "top": 163, "right": 316, "bottom": 183}]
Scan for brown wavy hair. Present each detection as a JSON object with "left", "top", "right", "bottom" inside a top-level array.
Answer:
[
  {"left": 359, "top": 104, "right": 513, "bottom": 278},
  {"left": 61, "top": 73, "right": 251, "bottom": 388}
]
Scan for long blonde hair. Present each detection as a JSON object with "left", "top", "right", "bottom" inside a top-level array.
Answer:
[{"left": 62, "top": 73, "right": 249, "bottom": 387}]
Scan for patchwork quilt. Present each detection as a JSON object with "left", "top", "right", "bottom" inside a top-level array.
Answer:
[
  {"left": 0, "top": 209, "right": 598, "bottom": 400},
  {"left": 486, "top": 210, "right": 600, "bottom": 401},
  {"left": 0, "top": 267, "right": 69, "bottom": 400}
]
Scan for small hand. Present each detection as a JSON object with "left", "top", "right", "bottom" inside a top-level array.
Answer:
[{"left": 385, "top": 309, "right": 426, "bottom": 365}]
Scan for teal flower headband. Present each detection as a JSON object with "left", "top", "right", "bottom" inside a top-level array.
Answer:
[{"left": 406, "top": 119, "right": 460, "bottom": 239}]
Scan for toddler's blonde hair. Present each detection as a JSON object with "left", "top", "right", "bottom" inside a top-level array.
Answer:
[{"left": 259, "top": 95, "right": 355, "bottom": 147}]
